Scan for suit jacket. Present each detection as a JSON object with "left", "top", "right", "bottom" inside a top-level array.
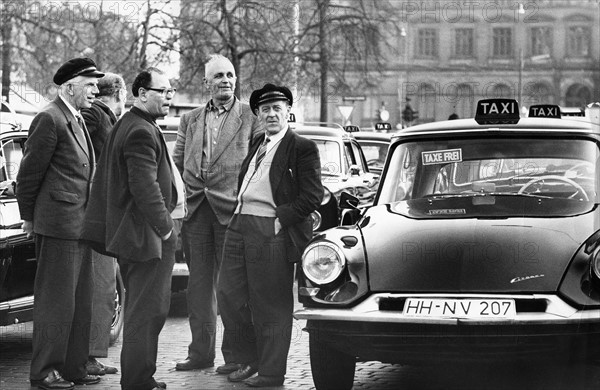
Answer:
[
  {"left": 238, "top": 128, "right": 323, "bottom": 262},
  {"left": 16, "top": 97, "right": 95, "bottom": 239},
  {"left": 81, "top": 99, "right": 117, "bottom": 159},
  {"left": 82, "top": 107, "right": 177, "bottom": 263},
  {"left": 172, "top": 97, "right": 261, "bottom": 225}
]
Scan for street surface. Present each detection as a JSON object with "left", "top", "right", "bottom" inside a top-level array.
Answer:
[{"left": 2, "top": 288, "right": 600, "bottom": 390}]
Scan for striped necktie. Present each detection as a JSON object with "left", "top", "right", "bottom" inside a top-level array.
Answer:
[{"left": 255, "top": 136, "right": 270, "bottom": 167}]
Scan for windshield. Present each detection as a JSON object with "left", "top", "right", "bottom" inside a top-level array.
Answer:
[{"left": 378, "top": 137, "right": 599, "bottom": 217}]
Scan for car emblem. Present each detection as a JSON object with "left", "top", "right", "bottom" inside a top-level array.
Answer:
[{"left": 510, "top": 274, "right": 545, "bottom": 284}]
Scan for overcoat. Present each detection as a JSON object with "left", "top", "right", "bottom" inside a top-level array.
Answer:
[{"left": 82, "top": 107, "right": 176, "bottom": 262}]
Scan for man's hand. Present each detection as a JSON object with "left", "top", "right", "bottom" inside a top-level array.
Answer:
[
  {"left": 22, "top": 220, "right": 34, "bottom": 239},
  {"left": 161, "top": 229, "right": 172, "bottom": 241}
]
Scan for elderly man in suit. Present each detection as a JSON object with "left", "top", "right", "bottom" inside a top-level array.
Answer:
[
  {"left": 172, "top": 54, "right": 261, "bottom": 374},
  {"left": 218, "top": 83, "right": 323, "bottom": 387},
  {"left": 82, "top": 67, "right": 184, "bottom": 390},
  {"left": 16, "top": 57, "right": 104, "bottom": 390}
]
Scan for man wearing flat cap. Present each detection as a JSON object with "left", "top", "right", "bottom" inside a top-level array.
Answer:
[
  {"left": 218, "top": 83, "right": 323, "bottom": 387},
  {"left": 16, "top": 57, "right": 104, "bottom": 390}
]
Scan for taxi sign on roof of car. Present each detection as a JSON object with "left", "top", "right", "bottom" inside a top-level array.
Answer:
[
  {"left": 528, "top": 104, "right": 561, "bottom": 118},
  {"left": 375, "top": 122, "right": 392, "bottom": 131},
  {"left": 474, "top": 98, "right": 520, "bottom": 125}
]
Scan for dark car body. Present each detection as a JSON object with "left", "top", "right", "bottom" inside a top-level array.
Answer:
[
  {"left": 294, "top": 100, "right": 600, "bottom": 389},
  {"left": 291, "top": 123, "right": 378, "bottom": 232}
]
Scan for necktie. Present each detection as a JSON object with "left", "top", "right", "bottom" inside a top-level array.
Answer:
[
  {"left": 255, "top": 137, "right": 270, "bottom": 167},
  {"left": 75, "top": 115, "right": 90, "bottom": 156}
]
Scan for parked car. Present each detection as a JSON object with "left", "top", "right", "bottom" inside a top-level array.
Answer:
[
  {"left": 0, "top": 113, "right": 127, "bottom": 343},
  {"left": 290, "top": 122, "right": 378, "bottom": 232},
  {"left": 352, "top": 129, "right": 393, "bottom": 175},
  {"left": 294, "top": 99, "right": 600, "bottom": 389}
]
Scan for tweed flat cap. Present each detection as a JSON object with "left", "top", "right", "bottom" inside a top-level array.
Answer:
[
  {"left": 53, "top": 57, "right": 105, "bottom": 85},
  {"left": 250, "top": 83, "right": 293, "bottom": 114}
]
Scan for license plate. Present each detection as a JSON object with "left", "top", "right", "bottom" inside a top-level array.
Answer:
[{"left": 403, "top": 298, "right": 516, "bottom": 318}]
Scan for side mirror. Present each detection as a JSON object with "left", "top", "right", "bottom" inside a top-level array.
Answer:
[{"left": 340, "top": 191, "right": 359, "bottom": 209}]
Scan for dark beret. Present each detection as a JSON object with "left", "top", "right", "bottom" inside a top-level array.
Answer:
[
  {"left": 250, "top": 83, "right": 293, "bottom": 114},
  {"left": 53, "top": 57, "right": 105, "bottom": 85}
]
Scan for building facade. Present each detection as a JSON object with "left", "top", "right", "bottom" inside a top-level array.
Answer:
[{"left": 298, "top": 0, "right": 600, "bottom": 128}]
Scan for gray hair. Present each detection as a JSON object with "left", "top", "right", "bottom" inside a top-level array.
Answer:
[
  {"left": 97, "top": 72, "right": 126, "bottom": 100},
  {"left": 204, "top": 54, "right": 233, "bottom": 77}
]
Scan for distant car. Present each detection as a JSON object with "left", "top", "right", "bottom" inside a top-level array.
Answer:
[
  {"left": 295, "top": 99, "right": 600, "bottom": 389},
  {"left": 353, "top": 130, "right": 393, "bottom": 175},
  {"left": 290, "top": 122, "right": 378, "bottom": 232},
  {"left": 1, "top": 112, "right": 125, "bottom": 342}
]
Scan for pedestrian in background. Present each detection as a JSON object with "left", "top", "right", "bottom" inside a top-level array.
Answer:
[
  {"left": 81, "top": 72, "right": 126, "bottom": 377},
  {"left": 172, "top": 54, "right": 261, "bottom": 374},
  {"left": 218, "top": 83, "right": 322, "bottom": 387},
  {"left": 16, "top": 57, "right": 104, "bottom": 390},
  {"left": 82, "top": 67, "right": 184, "bottom": 390}
]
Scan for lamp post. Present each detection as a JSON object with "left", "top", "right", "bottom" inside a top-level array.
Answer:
[
  {"left": 516, "top": 3, "right": 525, "bottom": 107},
  {"left": 397, "top": 27, "right": 407, "bottom": 129}
]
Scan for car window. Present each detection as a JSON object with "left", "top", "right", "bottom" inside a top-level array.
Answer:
[
  {"left": 350, "top": 141, "right": 368, "bottom": 173},
  {"left": 1, "top": 137, "right": 24, "bottom": 183},
  {"left": 379, "top": 137, "right": 599, "bottom": 217},
  {"left": 314, "top": 139, "right": 343, "bottom": 176}
]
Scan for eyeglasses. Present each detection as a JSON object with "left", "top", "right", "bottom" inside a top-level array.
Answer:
[{"left": 145, "top": 87, "right": 177, "bottom": 96}]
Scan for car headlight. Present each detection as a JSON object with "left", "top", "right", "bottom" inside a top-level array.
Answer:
[
  {"left": 302, "top": 241, "right": 345, "bottom": 285},
  {"left": 321, "top": 187, "right": 332, "bottom": 205},
  {"left": 592, "top": 250, "right": 600, "bottom": 280},
  {"left": 310, "top": 211, "right": 322, "bottom": 231}
]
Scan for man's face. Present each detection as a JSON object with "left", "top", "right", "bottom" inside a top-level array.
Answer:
[
  {"left": 257, "top": 100, "right": 290, "bottom": 135},
  {"left": 204, "top": 59, "right": 236, "bottom": 103},
  {"left": 67, "top": 76, "right": 99, "bottom": 110},
  {"left": 142, "top": 72, "right": 173, "bottom": 119}
]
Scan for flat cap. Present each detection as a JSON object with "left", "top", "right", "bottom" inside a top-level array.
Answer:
[
  {"left": 53, "top": 57, "right": 105, "bottom": 85},
  {"left": 250, "top": 83, "right": 293, "bottom": 114}
]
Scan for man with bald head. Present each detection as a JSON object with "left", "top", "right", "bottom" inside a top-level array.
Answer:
[
  {"left": 17, "top": 57, "right": 104, "bottom": 389},
  {"left": 172, "top": 54, "right": 262, "bottom": 373}
]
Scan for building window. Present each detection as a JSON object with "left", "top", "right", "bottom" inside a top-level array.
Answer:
[
  {"left": 492, "top": 28, "right": 513, "bottom": 58},
  {"left": 567, "top": 26, "right": 591, "bottom": 57},
  {"left": 530, "top": 27, "right": 552, "bottom": 56},
  {"left": 454, "top": 28, "right": 474, "bottom": 58},
  {"left": 417, "top": 28, "right": 438, "bottom": 58}
]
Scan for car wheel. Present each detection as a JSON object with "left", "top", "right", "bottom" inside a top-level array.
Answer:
[
  {"left": 309, "top": 330, "right": 355, "bottom": 390},
  {"left": 109, "top": 263, "right": 125, "bottom": 345}
]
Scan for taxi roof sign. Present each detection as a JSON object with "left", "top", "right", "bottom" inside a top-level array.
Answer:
[
  {"left": 375, "top": 122, "right": 392, "bottom": 131},
  {"left": 529, "top": 104, "right": 560, "bottom": 118},
  {"left": 475, "top": 99, "right": 520, "bottom": 125}
]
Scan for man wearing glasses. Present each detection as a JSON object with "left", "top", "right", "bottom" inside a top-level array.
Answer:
[
  {"left": 17, "top": 57, "right": 104, "bottom": 390},
  {"left": 82, "top": 68, "right": 184, "bottom": 390}
]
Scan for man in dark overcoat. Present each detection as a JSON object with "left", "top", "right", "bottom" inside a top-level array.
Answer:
[
  {"left": 82, "top": 67, "right": 184, "bottom": 390},
  {"left": 217, "top": 83, "right": 323, "bottom": 387},
  {"left": 16, "top": 57, "right": 104, "bottom": 390}
]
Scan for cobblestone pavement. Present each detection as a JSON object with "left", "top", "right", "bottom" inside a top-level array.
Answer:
[{"left": 2, "top": 288, "right": 600, "bottom": 390}]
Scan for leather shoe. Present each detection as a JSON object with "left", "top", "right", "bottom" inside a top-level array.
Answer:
[
  {"left": 216, "top": 362, "right": 244, "bottom": 374},
  {"left": 30, "top": 370, "right": 74, "bottom": 390},
  {"left": 245, "top": 375, "right": 285, "bottom": 387},
  {"left": 228, "top": 364, "right": 258, "bottom": 382},
  {"left": 86, "top": 357, "right": 118, "bottom": 375},
  {"left": 152, "top": 380, "right": 167, "bottom": 389},
  {"left": 175, "top": 358, "right": 214, "bottom": 371},
  {"left": 69, "top": 375, "right": 101, "bottom": 385}
]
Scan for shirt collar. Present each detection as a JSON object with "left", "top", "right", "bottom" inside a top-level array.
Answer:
[
  {"left": 206, "top": 96, "right": 235, "bottom": 113},
  {"left": 265, "top": 126, "right": 287, "bottom": 146},
  {"left": 59, "top": 95, "right": 81, "bottom": 119}
]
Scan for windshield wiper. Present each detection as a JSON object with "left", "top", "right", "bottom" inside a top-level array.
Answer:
[{"left": 425, "top": 192, "right": 553, "bottom": 200}]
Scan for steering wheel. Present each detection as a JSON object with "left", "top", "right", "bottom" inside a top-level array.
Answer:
[{"left": 517, "top": 175, "right": 589, "bottom": 201}]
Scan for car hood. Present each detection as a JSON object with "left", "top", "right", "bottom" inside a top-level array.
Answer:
[{"left": 359, "top": 204, "right": 598, "bottom": 293}]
